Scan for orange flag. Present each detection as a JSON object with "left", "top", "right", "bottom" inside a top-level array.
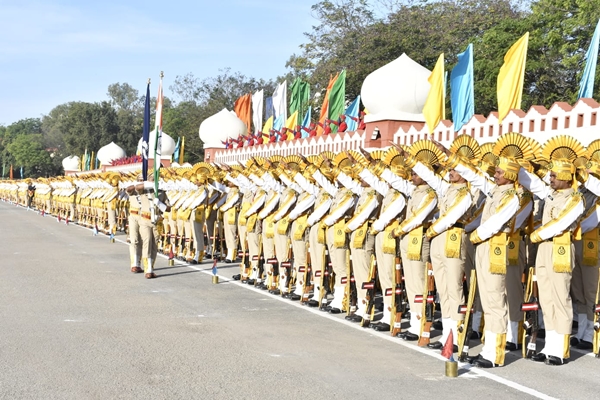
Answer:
[
  {"left": 317, "top": 73, "right": 339, "bottom": 136},
  {"left": 234, "top": 93, "right": 253, "bottom": 133}
]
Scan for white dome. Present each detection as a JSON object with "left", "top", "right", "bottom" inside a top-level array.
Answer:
[
  {"left": 97, "top": 142, "right": 126, "bottom": 165},
  {"left": 62, "top": 155, "right": 81, "bottom": 171},
  {"left": 199, "top": 108, "right": 247, "bottom": 148},
  {"left": 137, "top": 131, "right": 176, "bottom": 158},
  {"left": 361, "top": 53, "right": 431, "bottom": 123}
]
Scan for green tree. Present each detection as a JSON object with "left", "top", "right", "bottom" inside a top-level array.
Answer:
[{"left": 6, "top": 134, "right": 57, "bottom": 177}]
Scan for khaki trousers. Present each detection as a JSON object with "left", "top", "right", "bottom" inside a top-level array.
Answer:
[
  {"left": 350, "top": 231, "right": 376, "bottom": 310},
  {"left": 475, "top": 241, "right": 508, "bottom": 334},
  {"left": 430, "top": 230, "right": 466, "bottom": 321},
  {"left": 309, "top": 224, "right": 327, "bottom": 294},
  {"left": 572, "top": 239, "right": 600, "bottom": 319},
  {"left": 375, "top": 231, "right": 397, "bottom": 323},
  {"left": 128, "top": 214, "right": 142, "bottom": 267},
  {"left": 400, "top": 233, "right": 429, "bottom": 326}
]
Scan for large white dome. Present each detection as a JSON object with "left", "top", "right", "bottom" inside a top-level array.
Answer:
[
  {"left": 62, "top": 155, "right": 81, "bottom": 171},
  {"left": 361, "top": 53, "right": 431, "bottom": 123},
  {"left": 137, "top": 131, "right": 176, "bottom": 158},
  {"left": 199, "top": 108, "right": 247, "bottom": 148},
  {"left": 97, "top": 142, "right": 126, "bottom": 165}
]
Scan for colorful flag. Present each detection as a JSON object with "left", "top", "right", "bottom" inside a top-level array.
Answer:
[
  {"left": 212, "top": 258, "right": 218, "bottom": 276},
  {"left": 173, "top": 137, "right": 180, "bottom": 163},
  {"left": 289, "top": 78, "right": 310, "bottom": 117},
  {"left": 344, "top": 95, "right": 361, "bottom": 132},
  {"left": 497, "top": 32, "right": 529, "bottom": 124},
  {"left": 423, "top": 53, "right": 446, "bottom": 133},
  {"left": 252, "top": 90, "right": 264, "bottom": 135},
  {"left": 262, "top": 116, "right": 274, "bottom": 140},
  {"left": 441, "top": 330, "right": 455, "bottom": 360},
  {"left": 301, "top": 107, "right": 312, "bottom": 138},
  {"left": 273, "top": 115, "right": 285, "bottom": 139},
  {"left": 265, "top": 97, "right": 274, "bottom": 121},
  {"left": 328, "top": 70, "right": 346, "bottom": 133},
  {"left": 317, "top": 73, "right": 339, "bottom": 135},
  {"left": 272, "top": 81, "right": 288, "bottom": 122},
  {"left": 285, "top": 111, "right": 299, "bottom": 140},
  {"left": 578, "top": 19, "right": 600, "bottom": 99},
  {"left": 179, "top": 136, "right": 185, "bottom": 164},
  {"left": 141, "top": 80, "right": 151, "bottom": 181},
  {"left": 154, "top": 72, "right": 164, "bottom": 193},
  {"left": 451, "top": 44, "right": 475, "bottom": 132},
  {"left": 234, "top": 93, "right": 252, "bottom": 133}
]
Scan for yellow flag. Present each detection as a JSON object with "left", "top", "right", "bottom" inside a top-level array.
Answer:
[
  {"left": 423, "top": 53, "right": 445, "bottom": 133},
  {"left": 262, "top": 116, "right": 274, "bottom": 140},
  {"left": 285, "top": 110, "right": 299, "bottom": 140},
  {"left": 497, "top": 32, "right": 529, "bottom": 124}
]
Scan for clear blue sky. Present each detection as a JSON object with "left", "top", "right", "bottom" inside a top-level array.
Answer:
[{"left": 0, "top": 0, "right": 317, "bottom": 125}]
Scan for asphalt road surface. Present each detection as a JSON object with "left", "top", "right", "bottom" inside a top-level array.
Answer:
[{"left": 1, "top": 201, "right": 598, "bottom": 400}]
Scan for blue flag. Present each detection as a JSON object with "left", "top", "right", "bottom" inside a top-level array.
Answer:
[
  {"left": 450, "top": 43, "right": 475, "bottom": 132},
  {"left": 344, "top": 95, "right": 361, "bottom": 132},
  {"left": 273, "top": 114, "right": 285, "bottom": 139},
  {"left": 142, "top": 81, "right": 151, "bottom": 181},
  {"left": 20, "top": 166, "right": 23, "bottom": 179},
  {"left": 265, "top": 97, "right": 274, "bottom": 121},
  {"left": 173, "top": 137, "right": 180, "bottom": 163},
  {"left": 578, "top": 19, "right": 600, "bottom": 99},
  {"left": 301, "top": 107, "right": 312, "bottom": 138}
]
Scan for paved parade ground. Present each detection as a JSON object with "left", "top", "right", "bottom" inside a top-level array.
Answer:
[{"left": 1, "top": 200, "right": 599, "bottom": 400}]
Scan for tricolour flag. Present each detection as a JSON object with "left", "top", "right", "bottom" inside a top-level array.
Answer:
[
  {"left": 578, "top": 19, "right": 600, "bottom": 100},
  {"left": 153, "top": 72, "right": 164, "bottom": 193},
  {"left": 423, "top": 53, "right": 445, "bottom": 133},
  {"left": 328, "top": 70, "right": 346, "bottom": 133},
  {"left": 142, "top": 80, "right": 151, "bottom": 181},
  {"left": 497, "top": 32, "right": 529, "bottom": 124},
  {"left": 450, "top": 44, "right": 475, "bottom": 132}
]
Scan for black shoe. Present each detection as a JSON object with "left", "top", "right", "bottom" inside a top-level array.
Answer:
[
  {"left": 205, "top": 253, "right": 212, "bottom": 259},
  {"left": 345, "top": 314, "right": 363, "bottom": 323},
  {"left": 545, "top": 355, "right": 565, "bottom": 366},
  {"left": 474, "top": 358, "right": 498, "bottom": 368},
  {"left": 328, "top": 307, "right": 342, "bottom": 314},
  {"left": 401, "top": 332, "right": 419, "bottom": 341},
  {"left": 537, "top": 329, "right": 546, "bottom": 339},
  {"left": 256, "top": 283, "right": 268, "bottom": 290},
  {"left": 373, "top": 322, "right": 391, "bottom": 332},
  {"left": 570, "top": 337, "right": 580, "bottom": 346},
  {"left": 232, "top": 274, "right": 241, "bottom": 281},
  {"left": 225, "top": 259, "right": 233, "bottom": 264},
  {"left": 307, "top": 299, "right": 319, "bottom": 307},
  {"left": 245, "top": 279, "right": 255, "bottom": 285},
  {"left": 428, "top": 341, "right": 443, "bottom": 350},
  {"left": 287, "top": 294, "right": 301, "bottom": 301},
  {"left": 577, "top": 340, "right": 593, "bottom": 350},
  {"left": 432, "top": 320, "right": 443, "bottom": 330},
  {"left": 269, "top": 289, "right": 281, "bottom": 295},
  {"left": 531, "top": 353, "right": 546, "bottom": 362},
  {"left": 505, "top": 342, "right": 519, "bottom": 352},
  {"left": 466, "top": 354, "right": 479, "bottom": 364}
]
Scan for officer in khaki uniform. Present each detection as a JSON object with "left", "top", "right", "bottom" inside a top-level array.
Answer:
[{"left": 519, "top": 135, "right": 586, "bottom": 365}]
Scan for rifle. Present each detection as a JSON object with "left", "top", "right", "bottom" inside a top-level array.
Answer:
[
  {"left": 456, "top": 269, "right": 477, "bottom": 362},
  {"left": 218, "top": 210, "right": 225, "bottom": 262},
  {"left": 416, "top": 262, "right": 435, "bottom": 347},
  {"left": 360, "top": 256, "right": 378, "bottom": 328},
  {"left": 391, "top": 256, "right": 406, "bottom": 336},
  {"left": 521, "top": 267, "right": 539, "bottom": 359},
  {"left": 318, "top": 250, "right": 332, "bottom": 310},
  {"left": 241, "top": 238, "right": 251, "bottom": 282},
  {"left": 344, "top": 250, "right": 358, "bottom": 316},
  {"left": 592, "top": 277, "right": 600, "bottom": 357},
  {"left": 300, "top": 243, "right": 313, "bottom": 303}
]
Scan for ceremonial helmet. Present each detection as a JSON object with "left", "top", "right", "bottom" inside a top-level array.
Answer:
[
  {"left": 492, "top": 132, "right": 534, "bottom": 181},
  {"left": 541, "top": 135, "right": 586, "bottom": 181}
]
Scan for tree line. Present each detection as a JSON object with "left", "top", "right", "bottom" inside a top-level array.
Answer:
[{"left": 1, "top": 0, "right": 599, "bottom": 178}]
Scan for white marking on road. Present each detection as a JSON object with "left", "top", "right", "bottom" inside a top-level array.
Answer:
[
  {"left": 197, "top": 315, "right": 205, "bottom": 318},
  {"left": 64, "top": 319, "right": 83, "bottom": 322}
]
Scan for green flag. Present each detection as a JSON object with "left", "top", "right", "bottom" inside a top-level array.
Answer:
[
  {"left": 289, "top": 78, "right": 310, "bottom": 118},
  {"left": 327, "top": 70, "right": 346, "bottom": 133}
]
